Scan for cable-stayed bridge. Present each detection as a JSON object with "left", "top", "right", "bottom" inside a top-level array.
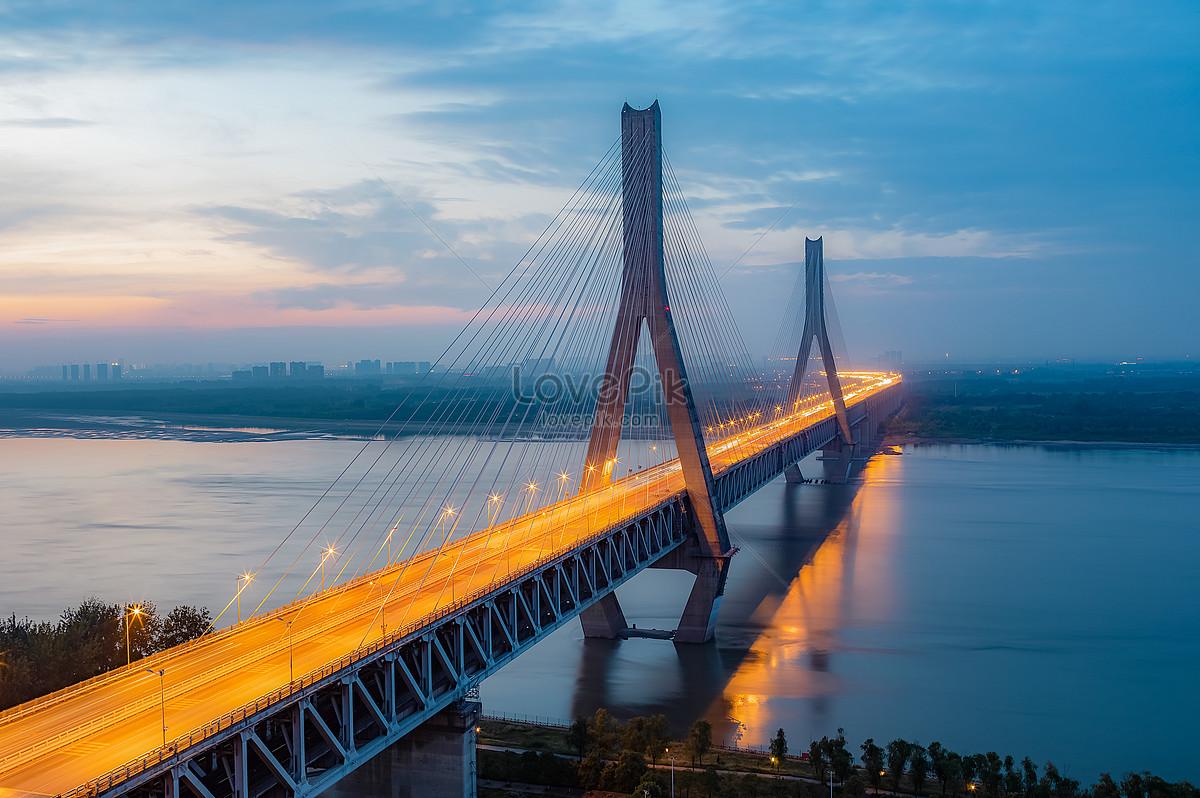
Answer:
[{"left": 0, "top": 102, "right": 903, "bottom": 798}]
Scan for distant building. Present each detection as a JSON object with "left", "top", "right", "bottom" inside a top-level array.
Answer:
[
  {"left": 289, "top": 361, "right": 307, "bottom": 377},
  {"left": 96, "top": 363, "right": 109, "bottom": 382},
  {"left": 879, "top": 350, "right": 903, "bottom": 370},
  {"left": 355, "top": 359, "right": 382, "bottom": 376},
  {"left": 111, "top": 363, "right": 122, "bottom": 380},
  {"left": 251, "top": 365, "right": 269, "bottom": 379},
  {"left": 417, "top": 361, "right": 431, "bottom": 374},
  {"left": 82, "top": 364, "right": 91, "bottom": 382},
  {"left": 62, "top": 365, "right": 69, "bottom": 381},
  {"left": 269, "top": 361, "right": 286, "bottom": 378},
  {"left": 306, "top": 364, "right": 325, "bottom": 379},
  {"left": 387, "top": 361, "right": 416, "bottom": 375},
  {"left": 232, "top": 369, "right": 252, "bottom": 381}
]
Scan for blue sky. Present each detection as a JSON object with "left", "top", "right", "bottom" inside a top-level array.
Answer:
[{"left": 1, "top": 0, "right": 1197, "bottom": 368}]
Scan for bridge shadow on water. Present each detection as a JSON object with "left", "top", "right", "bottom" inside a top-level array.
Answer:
[{"left": 555, "top": 453, "right": 878, "bottom": 744}]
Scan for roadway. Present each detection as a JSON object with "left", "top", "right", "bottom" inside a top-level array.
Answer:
[{"left": 0, "top": 371, "right": 897, "bottom": 797}]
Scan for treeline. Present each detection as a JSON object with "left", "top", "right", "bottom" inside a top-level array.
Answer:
[
  {"left": 893, "top": 373, "right": 1200, "bottom": 443},
  {"left": 479, "top": 710, "right": 1198, "bottom": 798},
  {"left": 0, "top": 598, "right": 211, "bottom": 710}
]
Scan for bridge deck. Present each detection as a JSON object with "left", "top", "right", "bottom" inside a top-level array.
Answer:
[{"left": 0, "top": 373, "right": 898, "bottom": 796}]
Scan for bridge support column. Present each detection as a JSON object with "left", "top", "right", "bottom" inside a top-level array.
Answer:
[
  {"left": 321, "top": 700, "right": 481, "bottom": 798},
  {"left": 579, "top": 592, "right": 629, "bottom": 639},
  {"left": 674, "top": 556, "right": 730, "bottom": 644},
  {"left": 819, "top": 440, "right": 854, "bottom": 484},
  {"left": 784, "top": 463, "right": 805, "bottom": 483}
]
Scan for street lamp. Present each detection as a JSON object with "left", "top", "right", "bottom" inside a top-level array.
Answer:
[
  {"left": 275, "top": 617, "right": 294, "bottom": 682},
  {"left": 125, "top": 604, "right": 143, "bottom": 667},
  {"left": 320, "top": 545, "right": 337, "bottom": 590},
  {"left": 236, "top": 572, "right": 254, "bottom": 623},
  {"left": 666, "top": 746, "right": 675, "bottom": 798},
  {"left": 144, "top": 667, "right": 166, "bottom": 746}
]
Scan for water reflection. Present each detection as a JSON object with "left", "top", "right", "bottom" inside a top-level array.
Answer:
[{"left": 720, "top": 454, "right": 900, "bottom": 747}]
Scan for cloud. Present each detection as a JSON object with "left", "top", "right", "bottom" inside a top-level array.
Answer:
[
  {"left": 15, "top": 316, "right": 78, "bottom": 324},
  {"left": 831, "top": 272, "right": 914, "bottom": 287},
  {"left": 0, "top": 116, "right": 93, "bottom": 128},
  {"left": 197, "top": 180, "right": 488, "bottom": 280}
]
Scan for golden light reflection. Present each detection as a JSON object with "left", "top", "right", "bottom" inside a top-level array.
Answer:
[{"left": 719, "top": 451, "right": 903, "bottom": 747}]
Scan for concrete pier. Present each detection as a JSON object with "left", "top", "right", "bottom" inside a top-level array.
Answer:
[{"left": 321, "top": 700, "right": 481, "bottom": 798}]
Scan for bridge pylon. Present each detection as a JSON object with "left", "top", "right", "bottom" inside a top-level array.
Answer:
[
  {"left": 787, "top": 236, "right": 854, "bottom": 446},
  {"left": 578, "top": 101, "right": 732, "bottom": 644}
]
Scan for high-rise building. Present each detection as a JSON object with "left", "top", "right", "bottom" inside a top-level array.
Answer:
[
  {"left": 111, "top": 363, "right": 122, "bottom": 380},
  {"left": 232, "top": 369, "right": 252, "bottom": 381},
  {"left": 62, "top": 365, "right": 69, "bottom": 381},
  {"left": 355, "top": 359, "right": 382, "bottom": 376},
  {"left": 269, "top": 361, "right": 286, "bottom": 378},
  {"left": 96, "top": 363, "right": 109, "bottom": 381},
  {"left": 417, "top": 361, "right": 431, "bottom": 374},
  {"left": 70, "top": 364, "right": 79, "bottom": 381},
  {"left": 82, "top": 364, "right": 91, "bottom": 382},
  {"left": 251, "top": 365, "right": 269, "bottom": 379},
  {"left": 306, "top": 364, "right": 325, "bottom": 379},
  {"left": 289, "top": 361, "right": 307, "bottom": 377}
]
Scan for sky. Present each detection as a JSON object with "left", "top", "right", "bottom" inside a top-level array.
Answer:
[{"left": 1, "top": 0, "right": 1197, "bottom": 370}]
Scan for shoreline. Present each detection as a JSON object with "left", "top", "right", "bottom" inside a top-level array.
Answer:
[
  {"left": 0, "top": 409, "right": 1196, "bottom": 450},
  {"left": 885, "top": 433, "right": 1200, "bottom": 450}
]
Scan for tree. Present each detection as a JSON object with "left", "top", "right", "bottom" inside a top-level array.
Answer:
[
  {"left": 929, "top": 742, "right": 950, "bottom": 797},
  {"left": 156, "top": 605, "right": 211, "bottom": 649},
  {"left": 827, "top": 731, "right": 853, "bottom": 785},
  {"left": 699, "top": 766, "right": 720, "bottom": 798},
  {"left": 588, "top": 708, "right": 619, "bottom": 758},
  {"left": 962, "top": 753, "right": 981, "bottom": 793},
  {"left": 687, "top": 719, "right": 713, "bottom": 768},
  {"left": 1119, "top": 773, "right": 1144, "bottom": 798},
  {"left": 769, "top": 728, "right": 789, "bottom": 768},
  {"left": 567, "top": 715, "right": 590, "bottom": 761},
  {"left": 810, "top": 739, "right": 828, "bottom": 784},
  {"left": 982, "top": 752, "right": 1004, "bottom": 797},
  {"left": 632, "top": 771, "right": 667, "bottom": 798},
  {"left": 943, "top": 753, "right": 964, "bottom": 797},
  {"left": 910, "top": 744, "right": 930, "bottom": 796},
  {"left": 861, "top": 738, "right": 884, "bottom": 794},
  {"left": 1093, "top": 773, "right": 1121, "bottom": 798},
  {"left": 1023, "top": 758, "right": 1039, "bottom": 797},
  {"left": 642, "top": 714, "right": 670, "bottom": 766},
  {"left": 886, "top": 739, "right": 913, "bottom": 791},
  {"left": 577, "top": 752, "right": 603, "bottom": 790},
  {"left": 601, "top": 750, "right": 647, "bottom": 793},
  {"left": 1005, "top": 756, "right": 1022, "bottom": 796}
]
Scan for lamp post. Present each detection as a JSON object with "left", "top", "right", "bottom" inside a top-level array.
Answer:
[
  {"left": 124, "top": 604, "right": 143, "bottom": 667},
  {"left": 275, "top": 617, "right": 294, "bottom": 682},
  {"left": 236, "top": 572, "right": 254, "bottom": 623},
  {"left": 666, "top": 746, "right": 675, "bottom": 798},
  {"left": 321, "top": 545, "right": 336, "bottom": 591},
  {"left": 144, "top": 667, "right": 166, "bottom": 746}
]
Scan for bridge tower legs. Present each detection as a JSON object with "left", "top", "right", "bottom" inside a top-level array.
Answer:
[{"left": 577, "top": 101, "right": 732, "bottom": 644}]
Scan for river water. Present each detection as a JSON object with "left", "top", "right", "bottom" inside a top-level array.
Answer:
[{"left": 1, "top": 435, "right": 1196, "bottom": 781}]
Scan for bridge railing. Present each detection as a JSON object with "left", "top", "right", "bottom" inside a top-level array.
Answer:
[{"left": 61, "top": 494, "right": 688, "bottom": 798}]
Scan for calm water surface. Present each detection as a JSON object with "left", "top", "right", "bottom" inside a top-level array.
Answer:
[{"left": 1, "top": 437, "right": 1196, "bottom": 780}]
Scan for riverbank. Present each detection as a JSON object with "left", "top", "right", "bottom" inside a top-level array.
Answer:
[{"left": 476, "top": 714, "right": 1198, "bottom": 798}]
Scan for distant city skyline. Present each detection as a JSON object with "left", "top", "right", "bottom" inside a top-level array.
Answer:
[{"left": 2, "top": 2, "right": 1197, "bottom": 369}]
